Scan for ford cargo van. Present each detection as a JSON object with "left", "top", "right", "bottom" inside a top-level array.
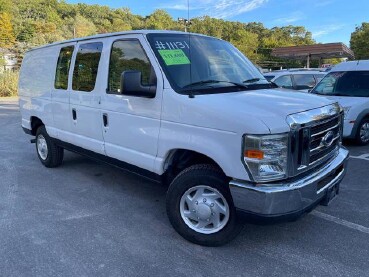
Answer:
[{"left": 19, "top": 31, "right": 349, "bottom": 246}]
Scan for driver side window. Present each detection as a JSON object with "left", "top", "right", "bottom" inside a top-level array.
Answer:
[{"left": 108, "top": 39, "right": 155, "bottom": 94}]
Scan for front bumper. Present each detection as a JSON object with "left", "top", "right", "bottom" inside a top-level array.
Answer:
[{"left": 229, "top": 147, "right": 349, "bottom": 218}]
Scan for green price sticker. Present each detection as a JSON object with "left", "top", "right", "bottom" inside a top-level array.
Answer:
[{"left": 158, "top": 49, "right": 191, "bottom": 66}]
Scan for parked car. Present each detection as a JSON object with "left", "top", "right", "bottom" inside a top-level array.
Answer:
[
  {"left": 19, "top": 30, "right": 349, "bottom": 246},
  {"left": 264, "top": 69, "right": 327, "bottom": 92},
  {"left": 310, "top": 60, "right": 369, "bottom": 145}
]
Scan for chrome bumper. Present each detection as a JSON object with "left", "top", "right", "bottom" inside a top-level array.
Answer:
[{"left": 229, "top": 147, "right": 349, "bottom": 216}]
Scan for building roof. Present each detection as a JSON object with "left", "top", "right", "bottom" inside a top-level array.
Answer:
[{"left": 271, "top": 43, "right": 355, "bottom": 60}]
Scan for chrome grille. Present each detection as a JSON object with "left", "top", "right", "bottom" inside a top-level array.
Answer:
[
  {"left": 309, "top": 116, "right": 340, "bottom": 165},
  {"left": 287, "top": 103, "right": 343, "bottom": 177}
]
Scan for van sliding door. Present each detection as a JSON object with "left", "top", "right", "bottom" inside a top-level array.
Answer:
[{"left": 68, "top": 40, "right": 105, "bottom": 154}]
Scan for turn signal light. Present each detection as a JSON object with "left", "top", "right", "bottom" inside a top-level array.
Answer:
[{"left": 245, "top": 150, "right": 264, "bottom": 159}]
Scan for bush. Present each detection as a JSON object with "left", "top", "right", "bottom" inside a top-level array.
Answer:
[{"left": 0, "top": 70, "right": 19, "bottom": 97}]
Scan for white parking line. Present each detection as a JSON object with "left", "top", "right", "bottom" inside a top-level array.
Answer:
[
  {"left": 311, "top": 210, "right": 369, "bottom": 235},
  {"left": 350, "top": 154, "right": 369, "bottom": 161}
]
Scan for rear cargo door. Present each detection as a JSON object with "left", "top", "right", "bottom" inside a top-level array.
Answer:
[{"left": 52, "top": 43, "right": 76, "bottom": 141}]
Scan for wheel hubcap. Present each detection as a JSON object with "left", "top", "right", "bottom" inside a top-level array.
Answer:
[
  {"left": 180, "top": 185, "right": 230, "bottom": 234},
  {"left": 360, "top": 123, "right": 369, "bottom": 143},
  {"left": 37, "top": 135, "right": 48, "bottom": 160}
]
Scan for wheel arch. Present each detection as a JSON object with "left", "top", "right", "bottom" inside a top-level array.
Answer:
[
  {"left": 162, "top": 148, "right": 228, "bottom": 185},
  {"left": 30, "top": 116, "right": 44, "bottom": 136},
  {"left": 351, "top": 109, "right": 369, "bottom": 136}
]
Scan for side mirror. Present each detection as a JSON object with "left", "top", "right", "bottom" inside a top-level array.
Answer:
[{"left": 120, "top": 70, "right": 156, "bottom": 98}]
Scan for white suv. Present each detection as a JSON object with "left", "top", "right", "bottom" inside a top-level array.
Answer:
[
  {"left": 19, "top": 31, "right": 348, "bottom": 246},
  {"left": 311, "top": 60, "right": 369, "bottom": 145},
  {"left": 264, "top": 69, "right": 327, "bottom": 92}
]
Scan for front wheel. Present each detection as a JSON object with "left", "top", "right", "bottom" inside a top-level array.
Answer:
[
  {"left": 355, "top": 118, "right": 369, "bottom": 145},
  {"left": 36, "top": 126, "right": 64, "bottom": 168},
  {"left": 166, "top": 164, "right": 241, "bottom": 246}
]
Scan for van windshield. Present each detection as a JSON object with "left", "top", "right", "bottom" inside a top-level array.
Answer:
[
  {"left": 146, "top": 33, "right": 271, "bottom": 95},
  {"left": 311, "top": 71, "right": 369, "bottom": 97}
]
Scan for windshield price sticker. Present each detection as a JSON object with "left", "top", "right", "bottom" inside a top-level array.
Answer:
[
  {"left": 154, "top": 40, "right": 190, "bottom": 50},
  {"left": 158, "top": 49, "right": 191, "bottom": 66}
]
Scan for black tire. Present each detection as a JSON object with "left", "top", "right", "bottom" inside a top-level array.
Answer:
[
  {"left": 166, "top": 164, "right": 242, "bottom": 246},
  {"left": 354, "top": 118, "right": 369, "bottom": 145},
  {"left": 35, "top": 125, "right": 64, "bottom": 168}
]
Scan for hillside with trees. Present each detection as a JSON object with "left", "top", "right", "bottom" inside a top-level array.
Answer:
[
  {"left": 0, "top": 0, "right": 360, "bottom": 96},
  {"left": 0, "top": 0, "right": 315, "bottom": 65}
]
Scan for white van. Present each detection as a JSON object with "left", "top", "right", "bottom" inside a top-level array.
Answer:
[
  {"left": 19, "top": 31, "right": 349, "bottom": 246},
  {"left": 311, "top": 60, "right": 369, "bottom": 145}
]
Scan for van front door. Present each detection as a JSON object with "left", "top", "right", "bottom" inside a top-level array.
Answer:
[
  {"left": 69, "top": 41, "right": 105, "bottom": 154},
  {"left": 100, "top": 35, "right": 163, "bottom": 172}
]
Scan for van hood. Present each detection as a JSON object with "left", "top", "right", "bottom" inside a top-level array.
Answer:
[{"left": 163, "top": 88, "right": 337, "bottom": 134}]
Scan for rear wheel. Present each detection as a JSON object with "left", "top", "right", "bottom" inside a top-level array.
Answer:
[
  {"left": 36, "top": 126, "right": 64, "bottom": 167},
  {"left": 166, "top": 164, "right": 241, "bottom": 246},
  {"left": 355, "top": 118, "right": 369, "bottom": 145}
]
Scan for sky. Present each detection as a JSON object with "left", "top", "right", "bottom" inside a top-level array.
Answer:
[{"left": 66, "top": 0, "right": 368, "bottom": 45}]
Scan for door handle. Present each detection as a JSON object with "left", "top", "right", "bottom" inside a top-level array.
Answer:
[
  {"left": 103, "top": 113, "right": 108, "bottom": 127},
  {"left": 72, "top": 108, "right": 77, "bottom": 120}
]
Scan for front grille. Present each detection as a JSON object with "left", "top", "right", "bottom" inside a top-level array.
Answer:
[
  {"left": 309, "top": 116, "right": 340, "bottom": 165},
  {"left": 287, "top": 103, "right": 343, "bottom": 177}
]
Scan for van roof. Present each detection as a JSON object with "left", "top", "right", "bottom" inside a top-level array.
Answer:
[
  {"left": 331, "top": 60, "right": 369, "bottom": 72},
  {"left": 27, "top": 30, "right": 209, "bottom": 52}
]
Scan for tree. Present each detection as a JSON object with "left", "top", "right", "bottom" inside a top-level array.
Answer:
[
  {"left": 0, "top": 0, "right": 11, "bottom": 13},
  {"left": 145, "top": 10, "right": 175, "bottom": 30},
  {"left": 0, "top": 12, "right": 15, "bottom": 48},
  {"left": 73, "top": 14, "right": 97, "bottom": 38},
  {"left": 350, "top": 23, "right": 369, "bottom": 59},
  {"left": 230, "top": 29, "right": 259, "bottom": 60}
]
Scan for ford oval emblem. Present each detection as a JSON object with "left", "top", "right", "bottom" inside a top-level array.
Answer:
[{"left": 321, "top": 131, "right": 335, "bottom": 147}]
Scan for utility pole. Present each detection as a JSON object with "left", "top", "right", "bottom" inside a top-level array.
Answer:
[{"left": 178, "top": 18, "right": 191, "bottom": 32}]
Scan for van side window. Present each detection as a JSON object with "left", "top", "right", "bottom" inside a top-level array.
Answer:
[
  {"left": 72, "top": 42, "right": 103, "bottom": 92},
  {"left": 55, "top": 46, "right": 74, "bottom": 90},
  {"left": 293, "top": 74, "right": 316, "bottom": 90},
  {"left": 108, "top": 40, "right": 154, "bottom": 93},
  {"left": 274, "top": 75, "right": 293, "bottom": 89}
]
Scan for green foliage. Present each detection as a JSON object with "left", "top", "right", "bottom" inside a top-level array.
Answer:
[
  {"left": 0, "top": 12, "right": 15, "bottom": 48},
  {"left": 350, "top": 23, "right": 369, "bottom": 59},
  {"left": 73, "top": 14, "right": 97, "bottom": 38},
  {"left": 145, "top": 10, "right": 177, "bottom": 30},
  {"left": 3, "top": 0, "right": 328, "bottom": 82},
  {"left": 0, "top": 0, "right": 12, "bottom": 13},
  {"left": 0, "top": 70, "right": 18, "bottom": 97}
]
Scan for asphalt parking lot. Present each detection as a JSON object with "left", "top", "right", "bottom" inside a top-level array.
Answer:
[{"left": 1, "top": 99, "right": 368, "bottom": 277}]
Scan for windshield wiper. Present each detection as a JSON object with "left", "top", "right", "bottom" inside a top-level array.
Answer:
[
  {"left": 182, "top": 80, "right": 248, "bottom": 90},
  {"left": 243, "top": 78, "right": 260, "bottom": 83},
  {"left": 269, "top": 81, "right": 279, "bottom": 88}
]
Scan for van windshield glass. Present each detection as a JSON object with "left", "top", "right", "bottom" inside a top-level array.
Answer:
[
  {"left": 146, "top": 34, "right": 270, "bottom": 94},
  {"left": 311, "top": 71, "right": 369, "bottom": 97}
]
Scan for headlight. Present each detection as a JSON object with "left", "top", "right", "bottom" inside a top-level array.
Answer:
[
  {"left": 243, "top": 133, "right": 289, "bottom": 182},
  {"left": 342, "top": 106, "right": 351, "bottom": 119}
]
